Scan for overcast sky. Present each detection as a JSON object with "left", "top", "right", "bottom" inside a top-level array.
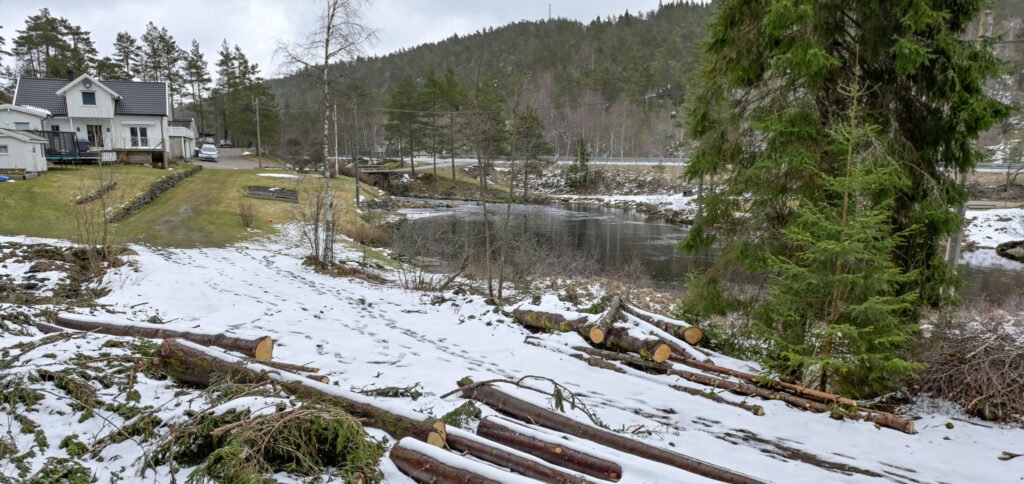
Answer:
[{"left": 1, "top": 0, "right": 668, "bottom": 79}]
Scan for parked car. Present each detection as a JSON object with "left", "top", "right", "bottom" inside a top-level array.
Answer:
[
  {"left": 199, "top": 145, "right": 219, "bottom": 162},
  {"left": 219, "top": 139, "right": 233, "bottom": 148},
  {"left": 202, "top": 136, "right": 216, "bottom": 146}
]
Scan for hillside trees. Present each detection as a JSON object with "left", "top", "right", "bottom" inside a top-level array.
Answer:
[
  {"left": 680, "top": 1, "right": 1010, "bottom": 395},
  {"left": 212, "top": 42, "right": 279, "bottom": 148}
]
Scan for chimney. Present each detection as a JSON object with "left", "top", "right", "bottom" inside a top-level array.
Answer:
[{"left": 66, "top": 70, "right": 74, "bottom": 81}]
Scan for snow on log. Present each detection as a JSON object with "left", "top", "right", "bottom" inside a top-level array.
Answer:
[
  {"left": 390, "top": 437, "right": 536, "bottom": 484},
  {"left": 512, "top": 306, "right": 672, "bottom": 363},
  {"left": 571, "top": 346, "right": 915, "bottom": 434},
  {"left": 55, "top": 312, "right": 274, "bottom": 360},
  {"left": 621, "top": 303, "right": 704, "bottom": 345},
  {"left": 156, "top": 338, "right": 447, "bottom": 445},
  {"left": 477, "top": 416, "right": 623, "bottom": 482},
  {"left": 457, "top": 377, "right": 763, "bottom": 484},
  {"left": 445, "top": 428, "right": 588, "bottom": 483}
]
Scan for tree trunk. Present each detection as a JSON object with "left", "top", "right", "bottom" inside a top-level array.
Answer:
[
  {"left": 571, "top": 346, "right": 915, "bottom": 434},
  {"left": 156, "top": 338, "right": 448, "bottom": 445},
  {"left": 477, "top": 417, "right": 622, "bottom": 482},
  {"left": 457, "top": 378, "right": 763, "bottom": 484},
  {"left": 390, "top": 438, "right": 503, "bottom": 484},
  {"left": 54, "top": 313, "right": 273, "bottom": 361},
  {"left": 621, "top": 303, "right": 704, "bottom": 345},
  {"left": 446, "top": 430, "right": 585, "bottom": 483},
  {"left": 512, "top": 307, "right": 671, "bottom": 363}
]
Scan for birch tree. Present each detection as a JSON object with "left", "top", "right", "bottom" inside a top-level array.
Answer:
[{"left": 277, "top": 0, "right": 374, "bottom": 265}]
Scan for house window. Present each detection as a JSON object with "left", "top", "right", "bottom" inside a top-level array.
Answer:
[
  {"left": 14, "top": 122, "right": 30, "bottom": 131},
  {"left": 130, "top": 127, "right": 149, "bottom": 147},
  {"left": 82, "top": 92, "right": 96, "bottom": 105},
  {"left": 87, "top": 125, "right": 104, "bottom": 148},
  {"left": 51, "top": 125, "right": 60, "bottom": 132},
  {"left": 0, "top": 145, "right": 8, "bottom": 155}
]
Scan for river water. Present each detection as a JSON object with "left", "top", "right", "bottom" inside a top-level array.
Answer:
[{"left": 396, "top": 199, "right": 1024, "bottom": 305}]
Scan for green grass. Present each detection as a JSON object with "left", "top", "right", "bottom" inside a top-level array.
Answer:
[
  {"left": 0, "top": 165, "right": 166, "bottom": 240},
  {"left": 1, "top": 165, "right": 380, "bottom": 249}
]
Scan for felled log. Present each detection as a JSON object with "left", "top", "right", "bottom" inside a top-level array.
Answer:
[
  {"left": 391, "top": 437, "right": 516, "bottom": 484},
  {"left": 457, "top": 377, "right": 763, "bottom": 484},
  {"left": 156, "top": 338, "right": 447, "bottom": 446},
  {"left": 33, "top": 321, "right": 67, "bottom": 334},
  {"left": 55, "top": 313, "right": 274, "bottom": 360},
  {"left": 670, "top": 356, "right": 859, "bottom": 409},
  {"left": 446, "top": 429, "right": 586, "bottom": 483},
  {"left": 477, "top": 417, "right": 622, "bottom": 482},
  {"left": 621, "top": 303, "right": 704, "bottom": 345},
  {"left": 670, "top": 385, "right": 765, "bottom": 417},
  {"left": 584, "top": 297, "right": 621, "bottom": 344},
  {"left": 513, "top": 307, "right": 671, "bottom": 363},
  {"left": 572, "top": 346, "right": 915, "bottom": 434},
  {"left": 253, "top": 359, "right": 320, "bottom": 374}
]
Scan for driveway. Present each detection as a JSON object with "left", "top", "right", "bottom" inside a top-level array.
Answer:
[{"left": 193, "top": 147, "right": 282, "bottom": 170}]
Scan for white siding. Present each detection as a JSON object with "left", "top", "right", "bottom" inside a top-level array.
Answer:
[
  {"left": 0, "top": 138, "right": 47, "bottom": 172},
  {"left": 0, "top": 110, "right": 45, "bottom": 131},
  {"left": 63, "top": 82, "right": 116, "bottom": 119},
  {"left": 113, "top": 116, "right": 169, "bottom": 150}
]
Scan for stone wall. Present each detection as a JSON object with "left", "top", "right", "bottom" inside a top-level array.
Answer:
[{"left": 107, "top": 165, "right": 202, "bottom": 223}]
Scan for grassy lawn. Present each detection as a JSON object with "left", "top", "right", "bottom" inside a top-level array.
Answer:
[
  {"left": 114, "top": 170, "right": 372, "bottom": 248},
  {"left": 0, "top": 164, "right": 167, "bottom": 240},
  {"left": 1, "top": 164, "right": 377, "bottom": 249}
]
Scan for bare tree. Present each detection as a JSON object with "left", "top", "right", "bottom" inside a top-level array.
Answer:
[
  {"left": 1005, "top": 138, "right": 1024, "bottom": 196},
  {"left": 277, "top": 0, "right": 374, "bottom": 264}
]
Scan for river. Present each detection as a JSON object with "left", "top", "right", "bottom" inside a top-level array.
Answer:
[{"left": 396, "top": 199, "right": 1023, "bottom": 305}]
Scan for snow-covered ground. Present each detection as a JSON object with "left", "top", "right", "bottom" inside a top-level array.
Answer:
[
  {"left": 3, "top": 231, "right": 1024, "bottom": 483},
  {"left": 556, "top": 193, "right": 697, "bottom": 212},
  {"left": 964, "top": 208, "right": 1024, "bottom": 249}
]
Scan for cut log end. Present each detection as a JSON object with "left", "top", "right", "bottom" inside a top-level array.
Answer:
[
  {"left": 683, "top": 326, "right": 704, "bottom": 345},
  {"left": 589, "top": 327, "right": 606, "bottom": 344},
  {"left": 432, "top": 419, "right": 448, "bottom": 439},
  {"left": 306, "top": 374, "right": 329, "bottom": 384},
  {"left": 426, "top": 431, "right": 446, "bottom": 448},
  {"left": 253, "top": 337, "right": 274, "bottom": 361},
  {"left": 652, "top": 344, "right": 672, "bottom": 363}
]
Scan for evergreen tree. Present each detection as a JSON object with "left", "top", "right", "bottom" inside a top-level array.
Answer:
[
  {"left": 12, "top": 8, "right": 71, "bottom": 78},
  {"left": 514, "top": 106, "right": 554, "bottom": 197},
  {"left": 384, "top": 75, "right": 424, "bottom": 174},
  {"left": 419, "top": 70, "right": 445, "bottom": 176},
  {"left": 112, "top": 31, "right": 142, "bottom": 79},
  {"left": 439, "top": 66, "right": 467, "bottom": 180},
  {"left": 680, "top": 1, "right": 1010, "bottom": 396},
  {"left": 211, "top": 41, "right": 277, "bottom": 148},
  {"left": 94, "top": 56, "right": 122, "bottom": 80},
  {"left": 60, "top": 21, "right": 97, "bottom": 75},
  {"left": 140, "top": 22, "right": 184, "bottom": 105},
  {"left": 565, "top": 135, "right": 589, "bottom": 189},
  {"left": 182, "top": 40, "right": 212, "bottom": 132}
]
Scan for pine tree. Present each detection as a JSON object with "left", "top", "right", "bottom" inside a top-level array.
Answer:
[
  {"left": 419, "top": 70, "right": 445, "bottom": 177},
  {"left": 514, "top": 106, "right": 554, "bottom": 198},
  {"left": 140, "top": 22, "right": 184, "bottom": 107},
  {"left": 12, "top": 8, "right": 71, "bottom": 78},
  {"left": 60, "top": 21, "right": 97, "bottom": 75},
  {"left": 182, "top": 40, "right": 212, "bottom": 132},
  {"left": 384, "top": 75, "right": 424, "bottom": 173},
  {"left": 680, "top": 1, "right": 1011, "bottom": 396},
  {"left": 439, "top": 66, "right": 467, "bottom": 180},
  {"left": 94, "top": 56, "right": 122, "bottom": 80},
  {"left": 113, "top": 31, "right": 142, "bottom": 79}
]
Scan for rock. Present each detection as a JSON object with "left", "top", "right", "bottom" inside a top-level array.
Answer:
[{"left": 995, "top": 240, "right": 1024, "bottom": 263}]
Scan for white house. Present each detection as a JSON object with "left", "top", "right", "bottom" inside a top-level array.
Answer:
[
  {"left": 0, "top": 105, "right": 49, "bottom": 131},
  {"left": 169, "top": 118, "right": 197, "bottom": 161},
  {"left": 0, "top": 128, "right": 48, "bottom": 173},
  {"left": 10, "top": 74, "right": 175, "bottom": 165}
]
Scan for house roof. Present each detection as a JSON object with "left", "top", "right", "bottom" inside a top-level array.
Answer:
[
  {"left": 14, "top": 77, "right": 168, "bottom": 117},
  {"left": 56, "top": 74, "right": 121, "bottom": 99},
  {"left": 0, "top": 128, "right": 48, "bottom": 143},
  {"left": 0, "top": 104, "right": 51, "bottom": 118}
]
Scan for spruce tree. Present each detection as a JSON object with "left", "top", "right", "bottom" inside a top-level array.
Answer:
[{"left": 680, "top": 1, "right": 1011, "bottom": 396}]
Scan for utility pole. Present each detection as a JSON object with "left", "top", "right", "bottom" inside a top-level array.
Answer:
[
  {"left": 946, "top": 9, "right": 991, "bottom": 274},
  {"left": 253, "top": 96, "right": 262, "bottom": 169},
  {"left": 353, "top": 102, "right": 361, "bottom": 206}
]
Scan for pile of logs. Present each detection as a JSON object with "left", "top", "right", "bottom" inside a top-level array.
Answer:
[{"left": 510, "top": 298, "right": 915, "bottom": 434}]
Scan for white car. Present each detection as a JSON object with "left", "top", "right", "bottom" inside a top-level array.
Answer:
[{"left": 199, "top": 145, "right": 219, "bottom": 162}]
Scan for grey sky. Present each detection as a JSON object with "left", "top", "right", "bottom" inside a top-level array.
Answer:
[{"left": 1, "top": 0, "right": 667, "bottom": 79}]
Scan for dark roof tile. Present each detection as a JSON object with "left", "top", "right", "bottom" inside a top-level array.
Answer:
[{"left": 13, "top": 77, "right": 168, "bottom": 116}]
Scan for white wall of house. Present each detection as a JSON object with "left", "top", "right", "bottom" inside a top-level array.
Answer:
[
  {"left": 63, "top": 82, "right": 117, "bottom": 119},
  {"left": 0, "top": 110, "right": 46, "bottom": 131},
  {"left": 0, "top": 137, "right": 47, "bottom": 172},
  {"left": 113, "top": 116, "right": 169, "bottom": 150}
]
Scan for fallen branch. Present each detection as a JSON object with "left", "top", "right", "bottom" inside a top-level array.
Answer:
[
  {"left": 55, "top": 313, "right": 274, "bottom": 361},
  {"left": 456, "top": 377, "right": 763, "bottom": 484},
  {"left": 156, "top": 338, "right": 447, "bottom": 446},
  {"left": 477, "top": 417, "right": 622, "bottom": 482}
]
